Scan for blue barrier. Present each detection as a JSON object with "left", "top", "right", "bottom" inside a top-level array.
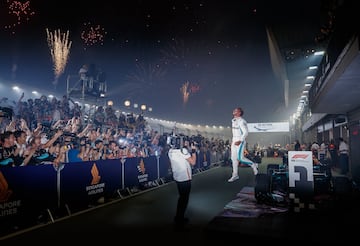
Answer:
[
  {"left": 0, "top": 153, "right": 213, "bottom": 235},
  {"left": 123, "top": 156, "right": 158, "bottom": 188},
  {"left": 0, "top": 164, "right": 58, "bottom": 233},
  {"left": 59, "top": 159, "right": 122, "bottom": 212}
]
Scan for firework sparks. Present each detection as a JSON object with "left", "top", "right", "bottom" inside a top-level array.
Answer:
[
  {"left": 190, "top": 83, "right": 200, "bottom": 93},
  {"left": 126, "top": 61, "right": 167, "bottom": 86},
  {"left": 160, "top": 38, "right": 188, "bottom": 66},
  {"left": 180, "top": 81, "right": 190, "bottom": 105},
  {"left": 117, "top": 61, "right": 167, "bottom": 100},
  {"left": 160, "top": 38, "right": 209, "bottom": 69},
  {"left": 4, "top": 0, "right": 35, "bottom": 34},
  {"left": 46, "top": 28, "right": 72, "bottom": 86},
  {"left": 180, "top": 81, "right": 200, "bottom": 105},
  {"left": 80, "top": 22, "right": 107, "bottom": 49}
]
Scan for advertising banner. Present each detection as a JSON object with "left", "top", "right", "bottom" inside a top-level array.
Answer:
[
  {"left": 59, "top": 160, "right": 122, "bottom": 212},
  {"left": 248, "top": 122, "right": 289, "bottom": 132},
  {"left": 0, "top": 165, "right": 57, "bottom": 230},
  {"left": 124, "top": 156, "right": 157, "bottom": 188}
]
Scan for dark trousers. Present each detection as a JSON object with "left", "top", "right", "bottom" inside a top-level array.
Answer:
[
  {"left": 339, "top": 154, "right": 349, "bottom": 174},
  {"left": 175, "top": 180, "right": 191, "bottom": 222}
]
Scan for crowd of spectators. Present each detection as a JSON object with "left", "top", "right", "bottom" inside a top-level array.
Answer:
[{"left": 0, "top": 93, "right": 229, "bottom": 168}]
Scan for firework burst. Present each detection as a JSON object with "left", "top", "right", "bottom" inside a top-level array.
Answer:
[
  {"left": 126, "top": 61, "right": 167, "bottom": 86},
  {"left": 80, "top": 22, "right": 107, "bottom": 49},
  {"left": 116, "top": 61, "right": 167, "bottom": 100},
  {"left": 46, "top": 28, "right": 72, "bottom": 87},
  {"left": 4, "top": 0, "right": 35, "bottom": 34},
  {"left": 160, "top": 38, "right": 209, "bottom": 69},
  {"left": 190, "top": 83, "right": 200, "bottom": 93},
  {"left": 180, "top": 81, "right": 200, "bottom": 105}
]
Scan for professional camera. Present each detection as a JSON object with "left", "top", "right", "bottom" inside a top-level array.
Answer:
[
  {"left": 41, "top": 123, "right": 57, "bottom": 139},
  {"left": 167, "top": 135, "right": 183, "bottom": 149}
]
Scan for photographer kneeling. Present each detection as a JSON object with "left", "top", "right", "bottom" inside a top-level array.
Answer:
[{"left": 167, "top": 135, "right": 197, "bottom": 229}]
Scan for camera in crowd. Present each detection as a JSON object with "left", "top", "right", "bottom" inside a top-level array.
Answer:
[
  {"left": 166, "top": 134, "right": 202, "bottom": 149},
  {"left": 41, "top": 122, "right": 57, "bottom": 138},
  {"left": 167, "top": 135, "right": 183, "bottom": 149}
]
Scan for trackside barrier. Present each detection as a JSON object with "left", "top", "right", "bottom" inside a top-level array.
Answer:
[{"left": 0, "top": 151, "right": 215, "bottom": 237}]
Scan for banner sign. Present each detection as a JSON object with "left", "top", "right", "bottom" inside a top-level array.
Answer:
[
  {"left": 59, "top": 159, "right": 122, "bottom": 212},
  {"left": 248, "top": 122, "right": 289, "bottom": 132},
  {"left": 123, "top": 156, "right": 157, "bottom": 188},
  {"left": 0, "top": 165, "right": 57, "bottom": 228}
]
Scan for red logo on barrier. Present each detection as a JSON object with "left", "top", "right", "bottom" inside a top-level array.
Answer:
[
  {"left": 292, "top": 154, "right": 309, "bottom": 159},
  {"left": 0, "top": 171, "right": 12, "bottom": 202}
]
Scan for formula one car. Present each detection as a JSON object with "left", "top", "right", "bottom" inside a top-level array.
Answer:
[{"left": 254, "top": 152, "right": 353, "bottom": 210}]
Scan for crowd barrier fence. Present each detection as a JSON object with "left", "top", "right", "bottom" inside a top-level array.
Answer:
[{"left": 0, "top": 150, "right": 220, "bottom": 237}]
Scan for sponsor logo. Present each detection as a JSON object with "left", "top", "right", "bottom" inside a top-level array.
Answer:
[
  {"left": 291, "top": 154, "right": 309, "bottom": 159},
  {"left": 86, "top": 163, "right": 104, "bottom": 195},
  {"left": 137, "top": 159, "right": 148, "bottom": 183},
  {"left": 0, "top": 171, "right": 20, "bottom": 217},
  {"left": 90, "top": 163, "right": 101, "bottom": 185},
  {"left": 0, "top": 171, "right": 12, "bottom": 202},
  {"left": 137, "top": 159, "right": 146, "bottom": 174}
]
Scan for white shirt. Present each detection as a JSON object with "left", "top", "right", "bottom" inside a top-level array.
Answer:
[
  {"left": 339, "top": 141, "right": 349, "bottom": 154},
  {"left": 168, "top": 148, "right": 192, "bottom": 182},
  {"left": 232, "top": 116, "right": 248, "bottom": 142}
]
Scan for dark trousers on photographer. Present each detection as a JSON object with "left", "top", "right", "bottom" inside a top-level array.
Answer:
[{"left": 174, "top": 180, "right": 191, "bottom": 225}]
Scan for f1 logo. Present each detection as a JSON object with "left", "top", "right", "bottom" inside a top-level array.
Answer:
[{"left": 288, "top": 151, "right": 314, "bottom": 198}]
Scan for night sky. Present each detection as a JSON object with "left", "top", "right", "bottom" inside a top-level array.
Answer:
[{"left": 0, "top": 0, "right": 325, "bottom": 127}]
